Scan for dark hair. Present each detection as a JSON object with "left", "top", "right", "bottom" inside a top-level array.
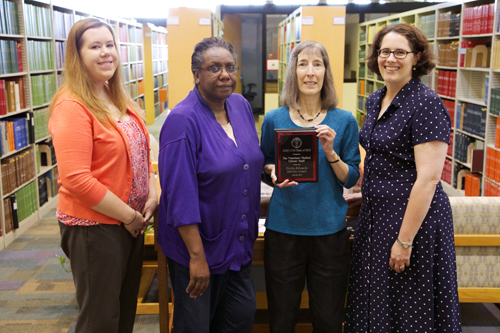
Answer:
[
  {"left": 366, "top": 23, "right": 436, "bottom": 78},
  {"left": 280, "top": 40, "right": 338, "bottom": 110},
  {"left": 191, "top": 37, "right": 237, "bottom": 73}
]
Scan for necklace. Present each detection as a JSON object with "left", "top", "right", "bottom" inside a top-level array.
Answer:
[{"left": 296, "top": 108, "right": 321, "bottom": 122}]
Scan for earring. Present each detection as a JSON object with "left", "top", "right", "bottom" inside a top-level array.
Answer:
[{"left": 413, "top": 67, "right": 416, "bottom": 70}]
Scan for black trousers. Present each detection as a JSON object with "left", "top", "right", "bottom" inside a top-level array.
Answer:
[
  {"left": 168, "top": 258, "right": 256, "bottom": 333},
  {"left": 264, "top": 228, "right": 351, "bottom": 333},
  {"left": 59, "top": 222, "right": 144, "bottom": 333}
]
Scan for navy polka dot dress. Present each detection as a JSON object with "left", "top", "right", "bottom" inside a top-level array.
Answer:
[{"left": 345, "top": 78, "right": 462, "bottom": 332}]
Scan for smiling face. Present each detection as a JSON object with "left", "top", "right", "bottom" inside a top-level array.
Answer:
[
  {"left": 194, "top": 47, "right": 237, "bottom": 105},
  {"left": 79, "top": 26, "right": 118, "bottom": 88},
  {"left": 296, "top": 47, "right": 325, "bottom": 100},
  {"left": 377, "top": 32, "right": 419, "bottom": 90}
]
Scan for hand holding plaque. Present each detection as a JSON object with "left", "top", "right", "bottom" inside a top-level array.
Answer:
[{"left": 274, "top": 128, "right": 319, "bottom": 183}]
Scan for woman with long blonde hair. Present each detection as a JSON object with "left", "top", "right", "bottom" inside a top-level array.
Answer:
[{"left": 48, "top": 18, "right": 157, "bottom": 333}]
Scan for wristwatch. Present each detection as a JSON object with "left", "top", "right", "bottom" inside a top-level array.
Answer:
[{"left": 396, "top": 238, "right": 413, "bottom": 249}]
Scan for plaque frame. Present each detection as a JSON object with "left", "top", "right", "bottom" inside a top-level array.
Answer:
[{"left": 274, "top": 128, "right": 319, "bottom": 183}]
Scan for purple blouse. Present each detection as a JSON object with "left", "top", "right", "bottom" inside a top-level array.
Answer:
[{"left": 157, "top": 87, "right": 264, "bottom": 274}]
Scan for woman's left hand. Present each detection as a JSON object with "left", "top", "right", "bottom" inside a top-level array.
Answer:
[
  {"left": 389, "top": 241, "right": 411, "bottom": 273},
  {"left": 315, "top": 125, "right": 337, "bottom": 159},
  {"left": 141, "top": 197, "right": 158, "bottom": 232}
]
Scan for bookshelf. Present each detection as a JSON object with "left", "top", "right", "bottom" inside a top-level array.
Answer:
[
  {"left": 143, "top": 23, "right": 167, "bottom": 125},
  {"left": 278, "top": 6, "right": 346, "bottom": 108},
  {"left": 356, "top": 0, "right": 500, "bottom": 197},
  {"left": 0, "top": 1, "right": 150, "bottom": 250}
]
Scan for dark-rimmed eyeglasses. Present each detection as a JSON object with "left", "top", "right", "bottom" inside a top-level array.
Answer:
[
  {"left": 197, "top": 66, "right": 239, "bottom": 75},
  {"left": 378, "top": 49, "right": 414, "bottom": 59}
]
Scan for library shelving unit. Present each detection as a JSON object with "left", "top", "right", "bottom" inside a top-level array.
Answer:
[
  {"left": 111, "top": 19, "right": 145, "bottom": 112},
  {"left": 356, "top": 0, "right": 500, "bottom": 197},
  {"left": 143, "top": 23, "right": 168, "bottom": 125},
  {"left": 278, "top": 6, "right": 346, "bottom": 108}
]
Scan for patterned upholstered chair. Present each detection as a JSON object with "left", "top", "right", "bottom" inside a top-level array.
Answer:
[{"left": 451, "top": 197, "right": 500, "bottom": 303}]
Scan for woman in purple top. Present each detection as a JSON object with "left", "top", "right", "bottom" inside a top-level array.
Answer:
[{"left": 157, "top": 37, "right": 264, "bottom": 332}]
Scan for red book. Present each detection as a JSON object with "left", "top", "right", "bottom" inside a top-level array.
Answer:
[
  {"left": 495, "top": 149, "right": 500, "bottom": 183},
  {"left": 489, "top": 3, "right": 495, "bottom": 34},
  {"left": 471, "top": 175, "right": 481, "bottom": 196},
  {"left": 450, "top": 71, "right": 457, "bottom": 97},
  {"left": 496, "top": 117, "right": 500, "bottom": 149},
  {"left": 16, "top": 41, "right": 23, "bottom": 73},
  {"left": 444, "top": 71, "right": 451, "bottom": 96}
]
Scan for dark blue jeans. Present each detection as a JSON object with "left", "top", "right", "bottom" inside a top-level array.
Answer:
[{"left": 168, "top": 258, "right": 256, "bottom": 333}]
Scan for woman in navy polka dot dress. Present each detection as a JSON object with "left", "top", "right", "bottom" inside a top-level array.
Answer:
[{"left": 345, "top": 24, "right": 462, "bottom": 332}]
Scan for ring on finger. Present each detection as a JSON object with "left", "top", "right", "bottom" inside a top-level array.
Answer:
[{"left": 399, "top": 265, "right": 405, "bottom": 270}]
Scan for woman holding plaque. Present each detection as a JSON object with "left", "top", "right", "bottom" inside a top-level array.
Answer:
[
  {"left": 260, "top": 40, "right": 361, "bottom": 332},
  {"left": 157, "top": 37, "right": 264, "bottom": 332},
  {"left": 345, "top": 24, "right": 461, "bottom": 332}
]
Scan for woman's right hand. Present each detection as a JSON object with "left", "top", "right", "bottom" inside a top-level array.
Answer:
[
  {"left": 266, "top": 164, "right": 298, "bottom": 188},
  {"left": 187, "top": 255, "right": 210, "bottom": 298},
  {"left": 123, "top": 210, "right": 147, "bottom": 238},
  {"left": 343, "top": 192, "right": 362, "bottom": 209}
]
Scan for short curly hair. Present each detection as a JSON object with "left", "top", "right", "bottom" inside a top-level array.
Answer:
[{"left": 366, "top": 23, "right": 436, "bottom": 78}]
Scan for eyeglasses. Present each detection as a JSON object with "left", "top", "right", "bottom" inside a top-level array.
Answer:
[
  {"left": 197, "top": 66, "right": 239, "bottom": 75},
  {"left": 378, "top": 49, "right": 414, "bottom": 59}
]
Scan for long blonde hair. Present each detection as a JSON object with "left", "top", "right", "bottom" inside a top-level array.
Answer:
[{"left": 49, "top": 18, "right": 135, "bottom": 125}]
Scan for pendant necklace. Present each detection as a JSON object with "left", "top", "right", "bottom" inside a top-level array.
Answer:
[{"left": 297, "top": 108, "right": 321, "bottom": 122}]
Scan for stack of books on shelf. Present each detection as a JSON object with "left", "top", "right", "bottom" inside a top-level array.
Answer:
[
  {"left": 0, "top": 40, "right": 23, "bottom": 74},
  {"left": 434, "top": 70, "right": 456, "bottom": 97},
  {"left": 460, "top": 41, "right": 490, "bottom": 68},
  {"left": 0, "top": 0, "right": 21, "bottom": 35},
  {"left": 3, "top": 180, "right": 37, "bottom": 232},
  {"left": 437, "top": 42, "right": 458, "bottom": 67},
  {"left": 38, "top": 168, "right": 58, "bottom": 207},
  {"left": 462, "top": 4, "right": 494, "bottom": 35},
  {"left": 443, "top": 99, "right": 455, "bottom": 126},
  {"left": 120, "top": 45, "right": 128, "bottom": 63},
  {"left": 437, "top": 11, "right": 460, "bottom": 37},
  {"left": 359, "top": 31, "right": 366, "bottom": 43},
  {"left": 491, "top": 41, "right": 500, "bottom": 70},
  {"left": 0, "top": 147, "right": 35, "bottom": 194},
  {"left": 447, "top": 132, "right": 453, "bottom": 157},
  {"left": 454, "top": 131, "right": 474, "bottom": 163},
  {"left": 358, "top": 65, "right": 366, "bottom": 78},
  {"left": 28, "top": 40, "right": 54, "bottom": 71},
  {"left": 53, "top": 10, "right": 74, "bottom": 39},
  {"left": 118, "top": 24, "right": 128, "bottom": 43},
  {"left": 55, "top": 41, "right": 65, "bottom": 69},
  {"left": 486, "top": 146, "right": 500, "bottom": 195},
  {"left": 464, "top": 174, "right": 481, "bottom": 196},
  {"left": 490, "top": 88, "right": 500, "bottom": 115},
  {"left": 30, "top": 74, "right": 56, "bottom": 107},
  {"left": 441, "top": 158, "right": 453, "bottom": 184},
  {"left": 33, "top": 107, "right": 49, "bottom": 141},
  {"left": 420, "top": 14, "right": 435, "bottom": 38},
  {"left": 24, "top": 3, "right": 52, "bottom": 37},
  {"left": 358, "top": 49, "right": 366, "bottom": 61},
  {"left": 0, "top": 117, "right": 29, "bottom": 156},
  {"left": 0, "top": 78, "right": 27, "bottom": 114},
  {"left": 455, "top": 102, "right": 487, "bottom": 138}
]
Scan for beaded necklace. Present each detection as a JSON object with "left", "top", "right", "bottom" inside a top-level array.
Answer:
[{"left": 296, "top": 108, "right": 321, "bottom": 122}]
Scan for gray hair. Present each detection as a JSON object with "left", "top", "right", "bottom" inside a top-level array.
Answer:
[
  {"left": 280, "top": 40, "right": 338, "bottom": 110},
  {"left": 191, "top": 37, "right": 237, "bottom": 73}
]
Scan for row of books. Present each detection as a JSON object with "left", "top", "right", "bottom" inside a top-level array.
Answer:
[
  {"left": 0, "top": 116, "right": 29, "bottom": 156},
  {"left": 0, "top": 0, "right": 20, "bottom": 35},
  {"left": 495, "top": 117, "right": 500, "bottom": 149},
  {"left": 442, "top": 99, "right": 455, "bottom": 129},
  {"left": 357, "top": 96, "right": 364, "bottom": 112},
  {"left": 462, "top": 4, "right": 494, "bottom": 35},
  {"left": 436, "top": 42, "right": 458, "bottom": 67},
  {"left": 358, "top": 49, "right": 366, "bottom": 61},
  {"left": 55, "top": 41, "right": 66, "bottom": 70},
  {"left": 39, "top": 167, "right": 59, "bottom": 207},
  {"left": 359, "top": 66, "right": 366, "bottom": 79},
  {"left": 484, "top": 179, "right": 500, "bottom": 196},
  {"left": 1, "top": 147, "right": 35, "bottom": 195},
  {"left": 436, "top": 11, "right": 460, "bottom": 37},
  {"left": 128, "top": 45, "right": 143, "bottom": 62},
  {"left": 486, "top": 147, "right": 500, "bottom": 183},
  {"left": 119, "top": 45, "right": 128, "bottom": 63},
  {"left": 447, "top": 133, "right": 453, "bottom": 157},
  {"left": 6, "top": 181, "right": 38, "bottom": 228},
  {"left": 152, "top": 45, "right": 168, "bottom": 60},
  {"left": 151, "top": 31, "right": 167, "bottom": 45},
  {"left": 459, "top": 41, "right": 489, "bottom": 68},
  {"left": 489, "top": 89, "right": 500, "bottom": 116},
  {"left": 24, "top": 3, "right": 52, "bottom": 38},
  {"left": 125, "top": 81, "right": 140, "bottom": 99},
  {"left": 490, "top": 40, "right": 500, "bottom": 70},
  {"left": 0, "top": 39, "right": 22, "bottom": 75},
  {"left": 152, "top": 60, "right": 168, "bottom": 75},
  {"left": 34, "top": 108, "right": 49, "bottom": 142},
  {"left": 420, "top": 14, "right": 435, "bottom": 38},
  {"left": 464, "top": 174, "right": 481, "bottom": 196},
  {"left": 434, "top": 70, "right": 456, "bottom": 98},
  {"left": 441, "top": 158, "right": 452, "bottom": 185},
  {"left": 454, "top": 132, "right": 474, "bottom": 163},
  {"left": 0, "top": 78, "right": 27, "bottom": 115},
  {"left": 130, "top": 63, "right": 144, "bottom": 81},
  {"left": 28, "top": 40, "right": 55, "bottom": 72},
  {"left": 456, "top": 102, "right": 486, "bottom": 138},
  {"left": 30, "top": 74, "right": 56, "bottom": 107},
  {"left": 53, "top": 10, "right": 74, "bottom": 40}
]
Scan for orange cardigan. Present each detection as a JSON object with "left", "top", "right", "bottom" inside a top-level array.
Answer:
[{"left": 48, "top": 91, "right": 153, "bottom": 225}]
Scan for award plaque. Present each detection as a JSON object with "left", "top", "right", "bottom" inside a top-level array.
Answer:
[{"left": 274, "top": 128, "right": 319, "bottom": 183}]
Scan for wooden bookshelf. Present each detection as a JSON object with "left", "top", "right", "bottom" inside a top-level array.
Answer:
[
  {"left": 143, "top": 23, "right": 168, "bottom": 124},
  {"left": 356, "top": 0, "right": 500, "bottom": 197}
]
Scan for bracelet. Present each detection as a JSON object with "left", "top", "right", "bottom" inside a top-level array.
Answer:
[
  {"left": 123, "top": 210, "right": 137, "bottom": 225},
  {"left": 328, "top": 159, "right": 340, "bottom": 164}
]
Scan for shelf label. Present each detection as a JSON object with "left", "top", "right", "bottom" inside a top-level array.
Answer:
[
  {"left": 167, "top": 17, "right": 179, "bottom": 26},
  {"left": 302, "top": 17, "right": 314, "bottom": 25},
  {"left": 459, "top": 48, "right": 466, "bottom": 55},
  {"left": 199, "top": 17, "right": 211, "bottom": 26},
  {"left": 333, "top": 17, "right": 345, "bottom": 25}
]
